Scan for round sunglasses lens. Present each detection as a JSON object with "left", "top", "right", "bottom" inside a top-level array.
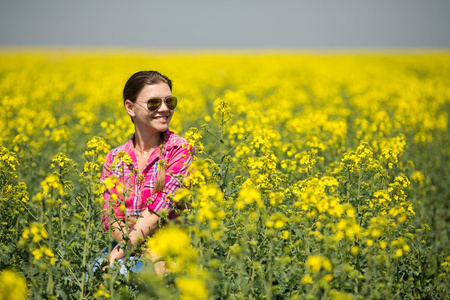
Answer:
[
  {"left": 147, "top": 98, "right": 162, "bottom": 111},
  {"left": 166, "top": 97, "right": 177, "bottom": 110}
]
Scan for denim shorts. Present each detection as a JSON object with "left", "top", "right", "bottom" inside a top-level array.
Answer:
[{"left": 92, "top": 242, "right": 149, "bottom": 277}]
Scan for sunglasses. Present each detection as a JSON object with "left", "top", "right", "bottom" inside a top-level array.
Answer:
[{"left": 136, "top": 96, "right": 178, "bottom": 111}]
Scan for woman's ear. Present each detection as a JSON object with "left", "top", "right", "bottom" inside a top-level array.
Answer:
[{"left": 124, "top": 100, "right": 136, "bottom": 117}]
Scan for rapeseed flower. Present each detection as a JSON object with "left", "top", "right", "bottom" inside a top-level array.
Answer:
[
  {"left": 147, "top": 227, "right": 193, "bottom": 258},
  {"left": 301, "top": 274, "right": 313, "bottom": 285},
  {"left": 41, "top": 174, "right": 64, "bottom": 196},
  {"left": 306, "top": 255, "right": 332, "bottom": 273},
  {"left": 176, "top": 277, "right": 209, "bottom": 300},
  {"left": 0, "top": 270, "right": 28, "bottom": 300}
]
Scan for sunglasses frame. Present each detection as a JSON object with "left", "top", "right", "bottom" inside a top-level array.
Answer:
[{"left": 136, "top": 96, "right": 178, "bottom": 112}]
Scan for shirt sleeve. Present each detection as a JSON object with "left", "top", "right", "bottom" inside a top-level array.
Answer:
[{"left": 145, "top": 143, "right": 196, "bottom": 215}]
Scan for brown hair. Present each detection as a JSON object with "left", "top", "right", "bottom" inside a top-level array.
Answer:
[
  {"left": 123, "top": 71, "right": 172, "bottom": 193},
  {"left": 123, "top": 71, "right": 172, "bottom": 104},
  {"left": 154, "top": 130, "right": 168, "bottom": 193}
]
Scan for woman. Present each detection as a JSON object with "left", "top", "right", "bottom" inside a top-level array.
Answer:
[{"left": 100, "top": 71, "right": 195, "bottom": 275}]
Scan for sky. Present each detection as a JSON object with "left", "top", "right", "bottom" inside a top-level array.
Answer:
[{"left": 1, "top": 0, "right": 449, "bottom": 49}]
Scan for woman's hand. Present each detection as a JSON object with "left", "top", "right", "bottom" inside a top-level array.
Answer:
[
  {"left": 102, "top": 243, "right": 125, "bottom": 271},
  {"left": 103, "top": 208, "right": 161, "bottom": 271}
]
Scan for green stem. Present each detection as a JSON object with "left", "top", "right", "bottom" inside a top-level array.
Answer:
[
  {"left": 79, "top": 162, "right": 95, "bottom": 300},
  {"left": 265, "top": 242, "right": 273, "bottom": 300},
  {"left": 47, "top": 199, "right": 54, "bottom": 296},
  {"left": 346, "top": 170, "right": 351, "bottom": 203},
  {"left": 18, "top": 199, "right": 38, "bottom": 221},
  {"left": 203, "top": 127, "right": 221, "bottom": 141},
  {"left": 79, "top": 220, "right": 90, "bottom": 300}
]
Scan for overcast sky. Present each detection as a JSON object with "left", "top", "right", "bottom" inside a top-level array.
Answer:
[{"left": 1, "top": 0, "right": 449, "bottom": 49}]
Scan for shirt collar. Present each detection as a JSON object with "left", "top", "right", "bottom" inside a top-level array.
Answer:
[{"left": 126, "top": 129, "right": 176, "bottom": 155}]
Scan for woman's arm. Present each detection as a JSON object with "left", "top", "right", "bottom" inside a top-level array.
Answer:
[
  {"left": 107, "top": 208, "right": 160, "bottom": 266},
  {"left": 109, "top": 220, "right": 126, "bottom": 241}
]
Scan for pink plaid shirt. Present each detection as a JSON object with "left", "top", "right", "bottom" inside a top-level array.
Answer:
[{"left": 101, "top": 130, "right": 195, "bottom": 230}]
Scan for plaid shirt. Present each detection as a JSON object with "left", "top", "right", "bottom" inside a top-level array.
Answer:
[{"left": 101, "top": 130, "right": 195, "bottom": 230}]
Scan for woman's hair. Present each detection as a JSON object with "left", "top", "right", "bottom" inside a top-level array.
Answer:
[
  {"left": 123, "top": 70, "right": 172, "bottom": 103},
  {"left": 123, "top": 71, "right": 172, "bottom": 194},
  {"left": 154, "top": 131, "right": 167, "bottom": 193}
]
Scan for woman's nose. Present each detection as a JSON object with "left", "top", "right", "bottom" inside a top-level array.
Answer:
[{"left": 158, "top": 100, "right": 170, "bottom": 111}]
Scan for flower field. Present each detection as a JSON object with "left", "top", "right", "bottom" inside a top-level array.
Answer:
[{"left": 0, "top": 49, "right": 449, "bottom": 299}]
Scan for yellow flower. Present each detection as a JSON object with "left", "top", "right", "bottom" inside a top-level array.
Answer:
[
  {"left": 21, "top": 228, "right": 30, "bottom": 240},
  {"left": 86, "top": 136, "right": 110, "bottom": 156},
  {"left": 350, "top": 246, "right": 359, "bottom": 256},
  {"left": 274, "top": 220, "right": 285, "bottom": 229},
  {"left": 93, "top": 286, "right": 111, "bottom": 299},
  {"left": 301, "top": 274, "right": 313, "bottom": 285},
  {"left": 324, "top": 274, "right": 333, "bottom": 282},
  {"left": 235, "top": 200, "right": 245, "bottom": 210},
  {"left": 30, "top": 225, "right": 39, "bottom": 235},
  {"left": 238, "top": 187, "right": 263, "bottom": 208},
  {"left": 322, "top": 258, "right": 332, "bottom": 271},
  {"left": 411, "top": 171, "right": 425, "bottom": 184},
  {"left": 184, "top": 127, "right": 203, "bottom": 146},
  {"left": 147, "top": 227, "right": 192, "bottom": 258},
  {"left": 306, "top": 255, "right": 332, "bottom": 273},
  {"left": 41, "top": 228, "right": 48, "bottom": 239},
  {"left": 0, "top": 146, "right": 20, "bottom": 171},
  {"left": 0, "top": 270, "right": 28, "bottom": 300},
  {"left": 32, "top": 235, "right": 42, "bottom": 243},
  {"left": 265, "top": 221, "right": 274, "bottom": 228},
  {"left": 216, "top": 210, "right": 226, "bottom": 220},
  {"left": 103, "top": 176, "right": 118, "bottom": 190},
  {"left": 41, "top": 174, "right": 64, "bottom": 196},
  {"left": 173, "top": 188, "right": 191, "bottom": 203},
  {"left": 116, "top": 151, "right": 133, "bottom": 166},
  {"left": 176, "top": 277, "right": 209, "bottom": 300},
  {"left": 371, "top": 229, "right": 382, "bottom": 238},
  {"left": 32, "top": 249, "right": 43, "bottom": 262},
  {"left": 44, "top": 248, "right": 55, "bottom": 258},
  {"left": 270, "top": 212, "right": 289, "bottom": 229},
  {"left": 328, "top": 289, "right": 355, "bottom": 300}
]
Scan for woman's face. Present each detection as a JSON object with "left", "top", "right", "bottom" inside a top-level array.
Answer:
[{"left": 127, "top": 82, "right": 174, "bottom": 134}]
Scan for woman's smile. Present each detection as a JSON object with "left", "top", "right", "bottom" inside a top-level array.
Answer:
[{"left": 151, "top": 115, "right": 169, "bottom": 122}]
